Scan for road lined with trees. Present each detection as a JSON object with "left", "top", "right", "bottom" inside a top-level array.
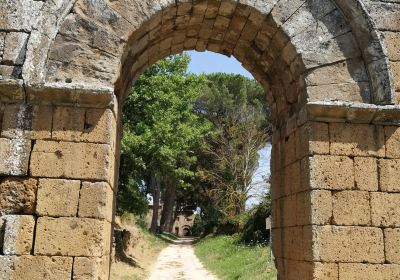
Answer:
[{"left": 117, "top": 53, "right": 272, "bottom": 244}]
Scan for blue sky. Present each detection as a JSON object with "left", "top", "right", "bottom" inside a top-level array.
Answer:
[
  {"left": 187, "top": 51, "right": 271, "bottom": 209},
  {"left": 187, "top": 51, "right": 253, "bottom": 79}
]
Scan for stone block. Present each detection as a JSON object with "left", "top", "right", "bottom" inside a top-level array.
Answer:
[
  {"left": 0, "top": 102, "right": 4, "bottom": 128},
  {"left": 0, "top": 31, "right": 4, "bottom": 51},
  {"left": 379, "top": 159, "right": 400, "bottom": 192},
  {"left": 297, "top": 122, "right": 329, "bottom": 158},
  {"left": 329, "top": 123, "right": 385, "bottom": 157},
  {"left": 285, "top": 260, "right": 314, "bottom": 280},
  {"left": 297, "top": 190, "right": 332, "bottom": 226},
  {"left": 385, "top": 228, "right": 400, "bottom": 264},
  {"left": 371, "top": 193, "right": 400, "bottom": 227},
  {"left": 271, "top": 132, "right": 282, "bottom": 172},
  {"left": 0, "top": 177, "right": 37, "bottom": 215},
  {"left": 283, "top": 161, "right": 301, "bottom": 196},
  {"left": 35, "top": 217, "right": 111, "bottom": 257},
  {"left": 272, "top": 228, "right": 282, "bottom": 258},
  {"left": 3, "top": 32, "right": 29, "bottom": 65},
  {"left": 284, "top": 131, "right": 297, "bottom": 166},
  {"left": 52, "top": 106, "right": 85, "bottom": 141},
  {"left": 219, "top": 1, "right": 236, "bottom": 17},
  {"left": 0, "top": 0, "right": 43, "bottom": 31},
  {"left": 306, "top": 155, "right": 354, "bottom": 190},
  {"left": 0, "top": 65, "right": 22, "bottom": 79},
  {"left": 283, "top": 227, "right": 303, "bottom": 259},
  {"left": 1, "top": 104, "right": 52, "bottom": 139},
  {"left": 30, "top": 140, "right": 113, "bottom": 181},
  {"left": 385, "top": 126, "right": 400, "bottom": 159},
  {"left": 313, "top": 226, "right": 350, "bottom": 262},
  {"left": 282, "top": 195, "right": 297, "bottom": 227},
  {"left": 0, "top": 256, "right": 73, "bottom": 280},
  {"left": 3, "top": 215, "right": 35, "bottom": 255},
  {"left": 307, "top": 83, "right": 367, "bottom": 103},
  {"left": 313, "top": 262, "right": 338, "bottom": 280},
  {"left": 0, "top": 79, "right": 25, "bottom": 102},
  {"left": 73, "top": 256, "right": 110, "bottom": 280},
  {"left": 0, "top": 217, "right": 4, "bottom": 252},
  {"left": 0, "top": 138, "right": 31, "bottom": 176},
  {"left": 272, "top": 198, "right": 282, "bottom": 228},
  {"left": 313, "top": 226, "right": 384, "bottom": 263},
  {"left": 310, "top": 190, "right": 332, "bottom": 225},
  {"left": 36, "top": 179, "right": 81, "bottom": 217},
  {"left": 354, "top": 157, "right": 378, "bottom": 191},
  {"left": 78, "top": 182, "right": 113, "bottom": 221},
  {"left": 339, "top": 263, "right": 400, "bottom": 280},
  {"left": 302, "top": 225, "right": 314, "bottom": 262},
  {"left": 332, "top": 191, "right": 370, "bottom": 226},
  {"left": 384, "top": 31, "right": 400, "bottom": 61},
  {"left": 350, "top": 227, "right": 384, "bottom": 263},
  {"left": 392, "top": 61, "right": 400, "bottom": 91},
  {"left": 81, "top": 109, "right": 116, "bottom": 146},
  {"left": 305, "top": 58, "right": 368, "bottom": 86}
]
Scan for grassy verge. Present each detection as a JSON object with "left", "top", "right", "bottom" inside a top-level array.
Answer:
[
  {"left": 156, "top": 231, "right": 179, "bottom": 242},
  {"left": 195, "top": 235, "right": 277, "bottom": 280}
]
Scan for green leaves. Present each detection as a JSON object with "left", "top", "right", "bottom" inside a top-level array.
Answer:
[
  {"left": 118, "top": 55, "right": 272, "bottom": 225},
  {"left": 118, "top": 54, "right": 211, "bottom": 215},
  {"left": 195, "top": 73, "right": 271, "bottom": 221}
]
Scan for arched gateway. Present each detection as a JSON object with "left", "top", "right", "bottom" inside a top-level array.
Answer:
[{"left": 0, "top": 0, "right": 400, "bottom": 279}]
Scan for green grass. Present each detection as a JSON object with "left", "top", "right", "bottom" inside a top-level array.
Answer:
[
  {"left": 157, "top": 231, "right": 179, "bottom": 241},
  {"left": 195, "top": 235, "right": 277, "bottom": 280}
]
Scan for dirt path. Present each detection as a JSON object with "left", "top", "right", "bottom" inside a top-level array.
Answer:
[{"left": 147, "top": 238, "right": 218, "bottom": 280}]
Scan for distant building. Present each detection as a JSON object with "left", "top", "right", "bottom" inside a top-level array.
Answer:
[
  {"left": 173, "top": 210, "right": 196, "bottom": 237},
  {"left": 146, "top": 202, "right": 197, "bottom": 237}
]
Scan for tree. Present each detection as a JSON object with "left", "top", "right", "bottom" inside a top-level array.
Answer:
[
  {"left": 118, "top": 54, "right": 211, "bottom": 233},
  {"left": 194, "top": 73, "right": 271, "bottom": 225}
]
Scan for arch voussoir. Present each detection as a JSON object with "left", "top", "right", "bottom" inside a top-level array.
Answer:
[{"left": 1, "top": 0, "right": 400, "bottom": 279}]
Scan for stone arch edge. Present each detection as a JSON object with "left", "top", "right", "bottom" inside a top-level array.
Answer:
[
  {"left": 5, "top": 0, "right": 392, "bottom": 108},
  {"left": 334, "top": 0, "right": 395, "bottom": 105}
]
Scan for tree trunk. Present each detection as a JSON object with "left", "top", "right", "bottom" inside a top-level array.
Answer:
[
  {"left": 160, "top": 179, "right": 177, "bottom": 232},
  {"left": 150, "top": 176, "right": 161, "bottom": 234}
]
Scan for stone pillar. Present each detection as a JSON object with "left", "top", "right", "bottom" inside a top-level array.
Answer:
[
  {"left": 272, "top": 103, "right": 400, "bottom": 280},
  {"left": 0, "top": 99, "right": 118, "bottom": 280},
  {"left": 2, "top": 94, "right": 400, "bottom": 280}
]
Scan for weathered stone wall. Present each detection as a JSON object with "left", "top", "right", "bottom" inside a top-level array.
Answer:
[
  {"left": 1, "top": 0, "right": 396, "bottom": 120},
  {"left": 272, "top": 103, "right": 400, "bottom": 279},
  {"left": 0, "top": 103, "right": 118, "bottom": 279},
  {"left": 0, "top": 0, "right": 400, "bottom": 279},
  {"left": 362, "top": 0, "right": 400, "bottom": 103}
]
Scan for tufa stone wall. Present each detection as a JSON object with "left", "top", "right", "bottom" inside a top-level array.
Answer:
[
  {"left": 0, "top": 103, "right": 117, "bottom": 279},
  {"left": 271, "top": 103, "right": 400, "bottom": 279},
  {"left": 0, "top": 0, "right": 400, "bottom": 279}
]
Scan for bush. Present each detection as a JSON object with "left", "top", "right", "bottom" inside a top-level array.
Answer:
[
  {"left": 192, "top": 215, "right": 204, "bottom": 236},
  {"left": 239, "top": 195, "right": 272, "bottom": 245},
  {"left": 120, "top": 212, "right": 148, "bottom": 230}
]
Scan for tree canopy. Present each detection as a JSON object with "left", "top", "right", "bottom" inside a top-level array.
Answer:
[
  {"left": 117, "top": 54, "right": 210, "bottom": 217},
  {"left": 117, "top": 54, "right": 272, "bottom": 238}
]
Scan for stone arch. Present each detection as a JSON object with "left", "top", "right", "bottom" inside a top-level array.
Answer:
[
  {"left": 1, "top": 1, "right": 400, "bottom": 280},
  {"left": 182, "top": 225, "right": 192, "bottom": 237},
  {"left": 20, "top": 0, "right": 394, "bottom": 109}
]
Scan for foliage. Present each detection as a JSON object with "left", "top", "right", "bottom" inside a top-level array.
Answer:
[
  {"left": 117, "top": 54, "right": 211, "bottom": 216},
  {"left": 191, "top": 214, "right": 204, "bottom": 237},
  {"left": 117, "top": 55, "right": 273, "bottom": 239},
  {"left": 239, "top": 194, "right": 272, "bottom": 245},
  {"left": 195, "top": 235, "right": 276, "bottom": 280},
  {"left": 193, "top": 73, "right": 271, "bottom": 230}
]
